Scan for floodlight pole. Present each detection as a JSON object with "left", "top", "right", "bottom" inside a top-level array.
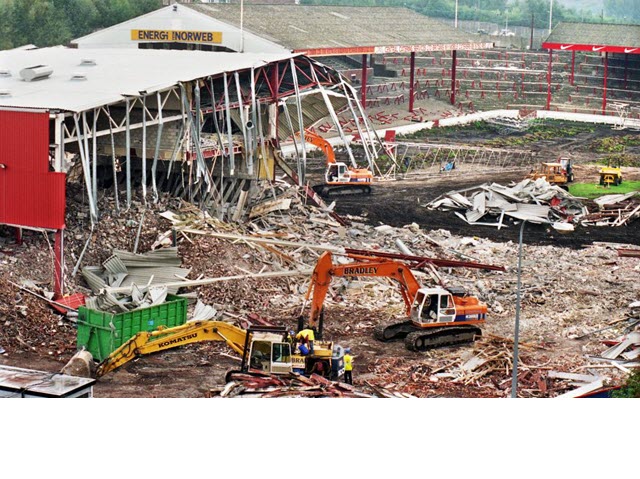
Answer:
[
  {"left": 511, "top": 220, "right": 527, "bottom": 398},
  {"left": 240, "top": 0, "right": 244, "bottom": 53},
  {"left": 455, "top": 0, "right": 459, "bottom": 28},
  {"left": 549, "top": 0, "right": 553, "bottom": 35}
]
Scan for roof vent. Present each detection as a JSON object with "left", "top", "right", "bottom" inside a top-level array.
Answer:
[
  {"left": 0, "top": 69, "right": 11, "bottom": 77},
  {"left": 80, "top": 58, "right": 96, "bottom": 66},
  {"left": 19, "top": 65, "right": 53, "bottom": 82},
  {"left": 70, "top": 72, "right": 88, "bottom": 81},
  {"left": 0, "top": 89, "right": 11, "bottom": 97}
]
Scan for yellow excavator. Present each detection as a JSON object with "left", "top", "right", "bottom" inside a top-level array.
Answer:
[{"left": 95, "top": 321, "right": 345, "bottom": 380}]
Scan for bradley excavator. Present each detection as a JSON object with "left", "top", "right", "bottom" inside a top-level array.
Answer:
[
  {"left": 95, "top": 321, "right": 345, "bottom": 380},
  {"left": 303, "top": 251, "right": 490, "bottom": 351},
  {"left": 299, "top": 129, "right": 373, "bottom": 197}
]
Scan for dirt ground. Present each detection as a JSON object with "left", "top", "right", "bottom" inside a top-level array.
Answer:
[
  {"left": 334, "top": 166, "right": 640, "bottom": 249},
  {"left": 1, "top": 119, "right": 638, "bottom": 398}
]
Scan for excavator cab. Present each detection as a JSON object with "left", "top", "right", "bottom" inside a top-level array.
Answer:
[
  {"left": 410, "top": 288, "right": 457, "bottom": 326},
  {"left": 246, "top": 331, "right": 293, "bottom": 375}
]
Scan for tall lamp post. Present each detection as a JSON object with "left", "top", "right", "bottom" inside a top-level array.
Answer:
[
  {"left": 511, "top": 220, "right": 527, "bottom": 398},
  {"left": 455, "top": 0, "right": 459, "bottom": 28},
  {"left": 549, "top": 0, "right": 554, "bottom": 35}
]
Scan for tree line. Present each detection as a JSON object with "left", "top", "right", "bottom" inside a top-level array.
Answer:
[
  {"left": 300, "top": 0, "right": 637, "bottom": 28},
  {"left": 0, "top": 0, "right": 636, "bottom": 51},
  {"left": 0, "top": 0, "right": 162, "bottom": 50}
]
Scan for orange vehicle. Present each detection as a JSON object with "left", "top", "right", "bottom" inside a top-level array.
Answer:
[
  {"left": 304, "top": 251, "right": 487, "bottom": 351},
  {"left": 301, "top": 130, "right": 373, "bottom": 197}
]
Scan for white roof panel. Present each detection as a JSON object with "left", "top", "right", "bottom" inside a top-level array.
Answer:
[{"left": 0, "top": 46, "right": 295, "bottom": 113}]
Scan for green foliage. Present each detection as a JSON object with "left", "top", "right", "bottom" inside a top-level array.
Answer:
[
  {"left": 569, "top": 180, "right": 640, "bottom": 199},
  {"left": 604, "top": 0, "right": 640, "bottom": 23},
  {"left": 589, "top": 136, "right": 640, "bottom": 153},
  {"left": 612, "top": 370, "right": 640, "bottom": 398},
  {"left": 0, "top": 0, "right": 162, "bottom": 48}
]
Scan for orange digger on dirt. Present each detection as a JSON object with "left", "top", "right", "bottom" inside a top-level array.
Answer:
[
  {"left": 304, "top": 251, "right": 488, "bottom": 352},
  {"left": 300, "top": 130, "right": 373, "bottom": 197}
]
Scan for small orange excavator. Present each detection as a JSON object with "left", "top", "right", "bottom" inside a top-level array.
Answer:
[
  {"left": 304, "top": 251, "right": 488, "bottom": 351},
  {"left": 300, "top": 130, "right": 373, "bottom": 197}
]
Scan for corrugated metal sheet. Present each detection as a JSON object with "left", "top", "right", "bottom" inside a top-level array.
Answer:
[{"left": 0, "top": 109, "right": 66, "bottom": 229}]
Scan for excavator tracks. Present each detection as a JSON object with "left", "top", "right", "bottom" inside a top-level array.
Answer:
[
  {"left": 404, "top": 326, "right": 482, "bottom": 352},
  {"left": 374, "top": 322, "right": 482, "bottom": 352},
  {"left": 313, "top": 184, "right": 372, "bottom": 198},
  {"left": 374, "top": 321, "right": 416, "bottom": 342}
]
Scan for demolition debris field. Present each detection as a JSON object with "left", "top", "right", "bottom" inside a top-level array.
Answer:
[{"left": 1, "top": 121, "right": 639, "bottom": 398}]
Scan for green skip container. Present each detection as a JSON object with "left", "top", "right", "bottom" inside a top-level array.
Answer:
[{"left": 76, "top": 295, "right": 188, "bottom": 362}]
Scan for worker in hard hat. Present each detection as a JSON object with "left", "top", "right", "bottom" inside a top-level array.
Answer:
[
  {"left": 296, "top": 327, "right": 315, "bottom": 355},
  {"left": 344, "top": 348, "right": 354, "bottom": 385}
]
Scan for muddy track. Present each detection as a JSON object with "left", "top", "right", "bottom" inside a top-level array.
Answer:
[{"left": 333, "top": 170, "right": 640, "bottom": 248}]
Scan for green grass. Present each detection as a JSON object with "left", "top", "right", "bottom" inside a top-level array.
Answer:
[{"left": 569, "top": 181, "right": 640, "bottom": 199}]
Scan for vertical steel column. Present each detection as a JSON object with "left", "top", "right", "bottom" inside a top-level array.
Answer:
[
  {"left": 409, "top": 52, "right": 416, "bottom": 112},
  {"left": 53, "top": 229, "right": 64, "bottom": 298},
  {"left": 125, "top": 98, "right": 131, "bottom": 207},
  {"left": 92, "top": 109, "right": 98, "bottom": 207},
  {"left": 361, "top": 54, "right": 368, "bottom": 109},
  {"left": 141, "top": 95, "right": 147, "bottom": 201},
  {"left": 271, "top": 63, "right": 279, "bottom": 145},
  {"left": 602, "top": 52, "right": 608, "bottom": 115},
  {"left": 450, "top": 49, "right": 457, "bottom": 106},
  {"left": 546, "top": 49, "right": 553, "bottom": 110},
  {"left": 624, "top": 53, "right": 628, "bottom": 90},
  {"left": 15, "top": 228, "right": 22, "bottom": 245},
  {"left": 570, "top": 50, "right": 575, "bottom": 86},
  {"left": 152, "top": 91, "right": 164, "bottom": 202}
]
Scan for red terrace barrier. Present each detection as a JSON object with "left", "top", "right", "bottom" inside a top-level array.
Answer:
[
  {"left": 432, "top": 57, "right": 436, "bottom": 65},
  {"left": 404, "top": 57, "right": 409, "bottom": 64},
  {"left": 366, "top": 85, "right": 373, "bottom": 95},
  {"left": 435, "top": 89, "right": 441, "bottom": 98},
  {"left": 401, "top": 68, "right": 406, "bottom": 76}
]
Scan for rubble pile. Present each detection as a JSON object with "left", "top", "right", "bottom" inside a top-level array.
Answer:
[
  {"left": 1, "top": 175, "right": 639, "bottom": 397},
  {"left": 207, "top": 371, "right": 408, "bottom": 398},
  {"left": 580, "top": 192, "right": 640, "bottom": 226},
  {"left": 426, "top": 178, "right": 587, "bottom": 229}
]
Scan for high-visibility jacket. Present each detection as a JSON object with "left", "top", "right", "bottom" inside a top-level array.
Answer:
[
  {"left": 344, "top": 354, "right": 353, "bottom": 371},
  {"left": 296, "top": 329, "right": 315, "bottom": 342}
]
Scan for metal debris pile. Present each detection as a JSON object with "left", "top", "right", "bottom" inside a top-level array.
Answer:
[
  {"left": 81, "top": 247, "right": 191, "bottom": 313},
  {"left": 426, "top": 178, "right": 587, "bottom": 229},
  {"left": 580, "top": 192, "right": 640, "bottom": 226},
  {"left": 207, "top": 371, "right": 376, "bottom": 398}
]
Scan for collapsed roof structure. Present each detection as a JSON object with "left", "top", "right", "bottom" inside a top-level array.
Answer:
[{"left": 0, "top": 46, "right": 378, "bottom": 295}]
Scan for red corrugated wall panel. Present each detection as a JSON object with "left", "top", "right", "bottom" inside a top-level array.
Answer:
[{"left": 0, "top": 110, "right": 66, "bottom": 230}]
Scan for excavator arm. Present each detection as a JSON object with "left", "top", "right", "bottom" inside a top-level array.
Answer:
[
  {"left": 305, "top": 251, "right": 423, "bottom": 331},
  {"left": 95, "top": 320, "right": 249, "bottom": 378},
  {"left": 296, "top": 129, "right": 336, "bottom": 165}
]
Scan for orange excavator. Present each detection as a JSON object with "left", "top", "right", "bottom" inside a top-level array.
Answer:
[
  {"left": 304, "top": 251, "right": 488, "bottom": 351},
  {"left": 301, "top": 130, "right": 373, "bottom": 197}
]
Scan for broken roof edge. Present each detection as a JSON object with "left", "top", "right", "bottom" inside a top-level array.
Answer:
[{"left": 0, "top": 47, "right": 303, "bottom": 114}]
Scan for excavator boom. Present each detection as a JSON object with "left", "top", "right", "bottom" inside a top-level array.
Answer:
[
  {"left": 95, "top": 320, "right": 248, "bottom": 377},
  {"left": 306, "top": 251, "right": 422, "bottom": 330},
  {"left": 304, "top": 251, "right": 489, "bottom": 352}
]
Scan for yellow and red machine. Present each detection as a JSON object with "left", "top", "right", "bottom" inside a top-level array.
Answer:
[{"left": 305, "top": 251, "right": 487, "bottom": 351}]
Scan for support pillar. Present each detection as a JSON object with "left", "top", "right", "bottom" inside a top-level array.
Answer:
[
  {"left": 271, "top": 63, "right": 279, "bottom": 147},
  {"left": 409, "top": 52, "right": 416, "bottom": 112},
  {"left": 624, "top": 53, "right": 628, "bottom": 90},
  {"left": 570, "top": 50, "right": 575, "bottom": 86},
  {"left": 546, "top": 49, "right": 553, "bottom": 110},
  {"left": 54, "top": 229, "right": 64, "bottom": 298},
  {"left": 14, "top": 227, "right": 22, "bottom": 245},
  {"left": 450, "top": 50, "right": 457, "bottom": 106},
  {"left": 361, "top": 54, "right": 368, "bottom": 109},
  {"left": 602, "top": 52, "right": 608, "bottom": 115}
]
